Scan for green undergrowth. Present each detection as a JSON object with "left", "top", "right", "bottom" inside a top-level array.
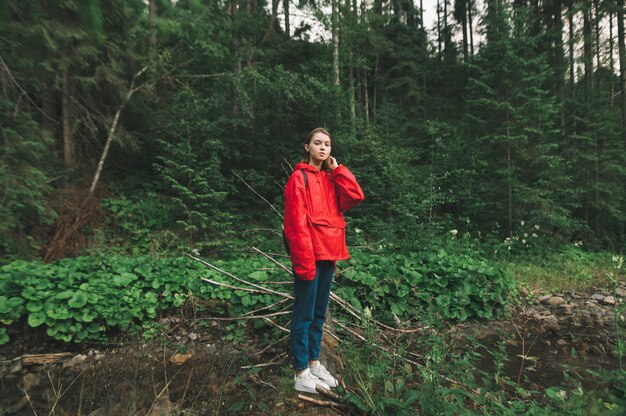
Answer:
[
  {"left": 339, "top": 323, "right": 626, "bottom": 415},
  {"left": 0, "top": 247, "right": 515, "bottom": 346},
  {"left": 496, "top": 246, "right": 616, "bottom": 293}
]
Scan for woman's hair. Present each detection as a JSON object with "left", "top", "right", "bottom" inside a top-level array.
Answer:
[{"left": 301, "top": 127, "right": 333, "bottom": 172}]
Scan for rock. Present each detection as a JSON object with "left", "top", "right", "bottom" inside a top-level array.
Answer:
[
  {"left": 602, "top": 296, "right": 616, "bottom": 305},
  {"left": 21, "top": 373, "right": 40, "bottom": 391},
  {"left": 519, "top": 288, "right": 529, "bottom": 297},
  {"left": 63, "top": 354, "right": 87, "bottom": 369},
  {"left": 147, "top": 395, "right": 177, "bottom": 416},
  {"left": 591, "top": 294, "right": 605, "bottom": 301},
  {"left": 538, "top": 294, "right": 553, "bottom": 303},
  {"left": 558, "top": 304, "right": 574, "bottom": 314},
  {"left": 544, "top": 296, "right": 565, "bottom": 306},
  {"left": 188, "top": 332, "right": 199, "bottom": 341},
  {"left": 556, "top": 339, "right": 568, "bottom": 347},
  {"left": 10, "top": 357, "right": 22, "bottom": 374},
  {"left": 543, "top": 315, "right": 560, "bottom": 331},
  {"left": 615, "top": 288, "right": 626, "bottom": 297},
  {"left": 169, "top": 352, "right": 193, "bottom": 365}
]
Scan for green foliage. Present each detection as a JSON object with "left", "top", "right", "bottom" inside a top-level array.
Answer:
[
  {"left": 338, "top": 248, "right": 516, "bottom": 322},
  {"left": 0, "top": 96, "right": 56, "bottom": 257},
  {"left": 0, "top": 255, "right": 287, "bottom": 345},
  {"left": 100, "top": 189, "right": 181, "bottom": 255},
  {"left": 340, "top": 323, "right": 626, "bottom": 415}
]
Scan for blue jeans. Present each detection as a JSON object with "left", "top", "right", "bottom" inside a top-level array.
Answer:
[{"left": 291, "top": 260, "right": 334, "bottom": 371}]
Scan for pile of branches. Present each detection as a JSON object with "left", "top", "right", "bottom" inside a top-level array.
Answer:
[{"left": 187, "top": 247, "right": 428, "bottom": 411}]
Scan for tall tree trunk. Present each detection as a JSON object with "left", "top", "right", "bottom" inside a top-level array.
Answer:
[
  {"left": 444, "top": 0, "right": 449, "bottom": 58},
  {"left": 458, "top": 0, "right": 469, "bottom": 62},
  {"left": 261, "top": 0, "right": 279, "bottom": 44},
  {"left": 506, "top": 104, "right": 513, "bottom": 237},
  {"left": 149, "top": 0, "right": 157, "bottom": 63},
  {"left": 583, "top": 1, "right": 593, "bottom": 99},
  {"left": 332, "top": 0, "right": 340, "bottom": 86},
  {"left": 62, "top": 66, "right": 74, "bottom": 168},
  {"left": 364, "top": 68, "right": 369, "bottom": 126},
  {"left": 283, "top": 0, "right": 290, "bottom": 38},
  {"left": 41, "top": 82, "right": 56, "bottom": 134},
  {"left": 468, "top": 0, "right": 475, "bottom": 57},
  {"left": 420, "top": 0, "right": 424, "bottom": 28},
  {"left": 346, "top": 0, "right": 356, "bottom": 129},
  {"left": 437, "top": 0, "right": 442, "bottom": 58},
  {"left": 610, "top": 7, "right": 615, "bottom": 108},
  {"left": 552, "top": 0, "right": 565, "bottom": 135},
  {"left": 618, "top": 0, "right": 626, "bottom": 147},
  {"left": 593, "top": 0, "right": 601, "bottom": 91},
  {"left": 231, "top": 0, "right": 241, "bottom": 120},
  {"left": 568, "top": 0, "right": 575, "bottom": 101}
]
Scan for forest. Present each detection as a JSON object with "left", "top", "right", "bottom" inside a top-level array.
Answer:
[{"left": 1, "top": 0, "right": 625, "bottom": 414}]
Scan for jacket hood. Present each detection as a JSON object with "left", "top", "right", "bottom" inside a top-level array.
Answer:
[{"left": 294, "top": 162, "right": 322, "bottom": 173}]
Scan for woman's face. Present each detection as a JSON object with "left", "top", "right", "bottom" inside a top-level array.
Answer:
[{"left": 305, "top": 132, "right": 331, "bottom": 164}]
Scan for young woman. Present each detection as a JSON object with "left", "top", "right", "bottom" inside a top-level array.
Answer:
[{"left": 283, "top": 127, "right": 365, "bottom": 393}]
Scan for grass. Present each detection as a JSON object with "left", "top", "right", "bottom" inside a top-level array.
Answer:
[{"left": 495, "top": 247, "right": 618, "bottom": 293}]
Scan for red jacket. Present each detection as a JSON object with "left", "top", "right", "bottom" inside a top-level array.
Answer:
[{"left": 284, "top": 162, "right": 365, "bottom": 280}]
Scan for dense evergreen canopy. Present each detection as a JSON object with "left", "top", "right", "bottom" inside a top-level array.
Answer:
[{"left": 1, "top": 0, "right": 625, "bottom": 258}]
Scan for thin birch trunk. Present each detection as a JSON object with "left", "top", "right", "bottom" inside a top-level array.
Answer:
[
  {"left": 62, "top": 66, "right": 73, "bottom": 168},
  {"left": 89, "top": 66, "right": 148, "bottom": 195}
]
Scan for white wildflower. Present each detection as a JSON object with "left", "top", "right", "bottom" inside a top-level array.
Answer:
[
  {"left": 521, "top": 220, "right": 525, "bottom": 226},
  {"left": 534, "top": 224, "right": 540, "bottom": 230},
  {"left": 450, "top": 229, "right": 458, "bottom": 236},
  {"left": 355, "top": 228, "right": 363, "bottom": 234},
  {"left": 532, "top": 233, "right": 538, "bottom": 238}
]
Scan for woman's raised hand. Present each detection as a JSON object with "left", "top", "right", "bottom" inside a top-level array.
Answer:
[{"left": 328, "top": 156, "right": 339, "bottom": 170}]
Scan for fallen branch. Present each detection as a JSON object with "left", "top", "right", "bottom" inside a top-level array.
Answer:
[
  {"left": 241, "top": 352, "right": 287, "bottom": 370},
  {"left": 251, "top": 247, "right": 428, "bottom": 334},
  {"left": 233, "top": 171, "right": 284, "bottom": 220},
  {"left": 198, "top": 310, "right": 290, "bottom": 321},
  {"left": 297, "top": 394, "right": 349, "bottom": 410},
  {"left": 315, "top": 385, "right": 344, "bottom": 401},
  {"left": 189, "top": 254, "right": 292, "bottom": 299},
  {"left": 242, "top": 298, "right": 290, "bottom": 316},
  {"left": 263, "top": 317, "right": 290, "bottom": 333},
  {"left": 200, "top": 277, "right": 273, "bottom": 295},
  {"left": 22, "top": 353, "right": 72, "bottom": 365},
  {"left": 332, "top": 318, "right": 420, "bottom": 367},
  {"left": 250, "top": 334, "right": 289, "bottom": 356}
]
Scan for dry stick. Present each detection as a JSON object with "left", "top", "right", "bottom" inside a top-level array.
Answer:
[
  {"left": 297, "top": 394, "right": 349, "bottom": 410},
  {"left": 145, "top": 368, "right": 183, "bottom": 416},
  {"left": 251, "top": 334, "right": 290, "bottom": 356},
  {"left": 233, "top": 170, "right": 284, "bottom": 220},
  {"left": 331, "top": 318, "right": 420, "bottom": 367},
  {"left": 198, "top": 310, "right": 290, "bottom": 321},
  {"left": 189, "top": 254, "right": 293, "bottom": 299},
  {"left": 242, "top": 298, "right": 290, "bottom": 316},
  {"left": 330, "top": 292, "right": 427, "bottom": 334},
  {"left": 200, "top": 277, "right": 272, "bottom": 295},
  {"left": 252, "top": 247, "right": 428, "bottom": 334},
  {"left": 90, "top": 65, "right": 148, "bottom": 194},
  {"left": 315, "top": 385, "right": 344, "bottom": 401},
  {"left": 263, "top": 317, "right": 290, "bottom": 333},
  {"left": 241, "top": 353, "right": 287, "bottom": 370}
]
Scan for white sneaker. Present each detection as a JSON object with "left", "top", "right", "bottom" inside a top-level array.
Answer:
[
  {"left": 294, "top": 368, "right": 330, "bottom": 394},
  {"left": 308, "top": 362, "right": 339, "bottom": 388}
]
